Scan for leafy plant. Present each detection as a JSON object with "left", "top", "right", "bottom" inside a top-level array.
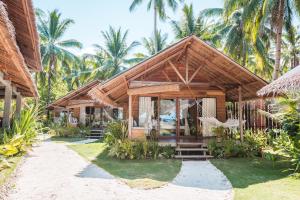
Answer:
[
  {"left": 104, "top": 120, "right": 128, "bottom": 145},
  {"left": 273, "top": 132, "right": 300, "bottom": 174}
]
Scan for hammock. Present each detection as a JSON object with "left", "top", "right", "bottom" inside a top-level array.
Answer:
[{"left": 199, "top": 117, "right": 246, "bottom": 136}]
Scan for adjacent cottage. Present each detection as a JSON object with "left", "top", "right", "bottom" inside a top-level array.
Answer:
[{"left": 0, "top": 0, "right": 41, "bottom": 127}]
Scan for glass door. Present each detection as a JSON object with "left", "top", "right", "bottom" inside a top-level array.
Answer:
[
  {"left": 179, "top": 99, "right": 198, "bottom": 137},
  {"left": 159, "top": 99, "right": 177, "bottom": 137}
]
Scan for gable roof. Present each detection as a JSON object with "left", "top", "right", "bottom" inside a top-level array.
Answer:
[
  {"left": 48, "top": 80, "right": 101, "bottom": 109},
  {"left": 89, "top": 35, "right": 268, "bottom": 105},
  {"left": 0, "top": 0, "right": 40, "bottom": 97},
  {"left": 3, "top": 0, "right": 42, "bottom": 72}
]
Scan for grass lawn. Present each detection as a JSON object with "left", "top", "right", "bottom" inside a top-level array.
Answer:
[
  {"left": 211, "top": 158, "right": 300, "bottom": 200},
  {"left": 0, "top": 156, "right": 22, "bottom": 186},
  {"left": 51, "top": 136, "right": 87, "bottom": 143},
  {"left": 69, "top": 142, "right": 182, "bottom": 189}
]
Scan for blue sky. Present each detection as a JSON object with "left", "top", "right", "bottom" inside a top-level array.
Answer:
[{"left": 33, "top": 0, "right": 223, "bottom": 54}]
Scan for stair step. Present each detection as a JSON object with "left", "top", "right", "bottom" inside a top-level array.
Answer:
[
  {"left": 176, "top": 148, "right": 208, "bottom": 152},
  {"left": 85, "top": 136, "right": 103, "bottom": 139},
  {"left": 174, "top": 155, "right": 213, "bottom": 159},
  {"left": 177, "top": 142, "right": 207, "bottom": 147}
]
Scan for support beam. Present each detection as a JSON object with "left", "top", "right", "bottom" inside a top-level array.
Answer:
[
  {"left": 188, "top": 66, "right": 202, "bottom": 84},
  {"left": 3, "top": 84, "right": 12, "bottom": 128},
  {"left": 79, "top": 105, "right": 86, "bottom": 125},
  {"left": 128, "top": 95, "right": 132, "bottom": 138},
  {"left": 127, "top": 84, "right": 181, "bottom": 95},
  {"left": 168, "top": 60, "right": 186, "bottom": 84},
  {"left": 185, "top": 57, "right": 189, "bottom": 82},
  {"left": 238, "top": 86, "right": 244, "bottom": 142},
  {"left": 15, "top": 94, "right": 22, "bottom": 118},
  {"left": 162, "top": 70, "right": 172, "bottom": 82}
]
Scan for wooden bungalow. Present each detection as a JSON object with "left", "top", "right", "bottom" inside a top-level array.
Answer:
[
  {"left": 48, "top": 80, "right": 123, "bottom": 127},
  {"left": 89, "top": 36, "right": 268, "bottom": 145},
  {"left": 0, "top": 0, "right": 41, "bottom": 127}
]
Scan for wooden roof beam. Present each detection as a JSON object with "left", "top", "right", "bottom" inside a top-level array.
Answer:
[
  {"left": 127, "top": 84, "right": 181, "bottom": 96},
  {"left": 168, "top": 60, "right": 187, "bottom": 84},
  {"left": 128, "top": 50, "right": 183, "bottom": 81}
]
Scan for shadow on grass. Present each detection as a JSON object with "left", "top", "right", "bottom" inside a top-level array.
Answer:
[
  {"left": 75, "top": 163, "right": 114, "bottom": 179},
  {"left": 211, "top": 157, "right": 294, "bottom": 189}
]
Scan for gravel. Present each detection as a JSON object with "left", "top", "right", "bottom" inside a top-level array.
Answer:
[{"left": 6, "top": 140, "right": 233, "bottom": 200}]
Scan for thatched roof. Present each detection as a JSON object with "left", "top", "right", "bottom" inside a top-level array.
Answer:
[
  {"left": 0, "top": 0, "right": 41, "bottom": 97},
  {"left": 2, "top": 0, "right": 42, "bottom": 71},
  {"left": 258, "top": 65, "right": 300, "bottom": 97},
  {"left": 89, "top": 35, "right": 268, "bottom": 105},
  {"left": 48, "top": 80, "right": 102, "bottom": 110}
]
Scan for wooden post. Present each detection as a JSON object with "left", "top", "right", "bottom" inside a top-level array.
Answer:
[
  {"left": 79, "top": 105, "right": 86, "bottom": 126},
  {"left": 3, "top": 85, "right": 12, "bottom": 128},
  {"left": 15, "top": 94, "right": 22, "bottom": 119},
  {"left": 128, "top": 95, "right": 132, "bottom": 138},
  {"left": 238, "top": 86, "right": 244, "bottom": 142}
]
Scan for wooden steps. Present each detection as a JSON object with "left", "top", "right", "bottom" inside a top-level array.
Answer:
[
  {"left": 85, "top": 129, "right": 104, "bottom": 139},
  {"left": 174, "top": 155, "right": 214, "bottom": 159},
  {"left": 175, "top": 142, "right": 213, "bottom": 160}
]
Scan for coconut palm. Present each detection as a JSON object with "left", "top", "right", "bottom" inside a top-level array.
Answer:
[
  {"left": 129, "top": 0, "right": 183, "bottom": 52},
  {"left": 36, "top": 9, "right": 82, "bottom": 108},
  {"left": 223, "top": 0, "right": 300, "bottom": 80},
  {"left": 94, "top": 26, "right": 140, "bottom": 77},
  {"left": 142, "top": 30, "right": 168, "bottom": 55},
  {"left": 282, "top": 26, "right": 300, "bottom": 69}
]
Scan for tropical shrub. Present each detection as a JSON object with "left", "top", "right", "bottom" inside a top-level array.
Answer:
[
  {"left": 104, "top": 121, "right": 175, "bottom": 160},
  {"left": 51, "top": 126, "right": 86, "bottom": 137},
  {"left": 208, "top": 131, "right": 268, "bottom": 158},
  {"left": 273, "top": 131, "right": 300, "bottom": 174},
  {"left": 104, "top": 120, "right": 128, "bottom": 145},
  {"left": 0, "top": 104, "right": 42, "bottom": 170}
]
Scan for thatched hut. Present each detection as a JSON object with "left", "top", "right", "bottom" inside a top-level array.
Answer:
[
  {"left": 0, "top": 0, "right": 41, "bottom": 127},
  {"left": 257, "top": 65, "right": 300, "bottom": 97}
]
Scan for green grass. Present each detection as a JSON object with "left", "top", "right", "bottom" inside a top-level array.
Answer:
[
  {"left": 211, "top": 158, "right": 300, "bottom": 200},
  {"left": 51, "top": 136, "right": 87, "bottom": 143},
  {"left": 69, "top": 142, "right": 182, "bottom": 189},
  {"left": 0, "top": 156, "right": 22, "bottom": 186}
]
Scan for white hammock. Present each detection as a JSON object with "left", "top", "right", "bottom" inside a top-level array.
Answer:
[{"left": 199, "top": 117, "right": 246, "bottom": 136}]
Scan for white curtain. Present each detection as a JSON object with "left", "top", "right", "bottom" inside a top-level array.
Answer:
[
  {"left": 202, "top": 98, "right": 216, "bottom": 117},
  {"left": 181, "top": 100, "right": 190, "bottom": 136},
  {"left": 201, "top": 98, "right": 217, "bottom": 137},
  {"left": 139, "top": 97, "right": 152, "bottom": 134}
]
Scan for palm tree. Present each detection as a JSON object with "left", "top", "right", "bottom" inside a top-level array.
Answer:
[
  {"left": 282, "top": 26, "right": 300, "bottom": 69},
  {"left": 37, "top": 9, "right": 82, "bottom": 108},
  {"left": 94, "top": 26, "right": 140, "bottom": 78},
  {"left": 142, "top": 30, "right": 168, "bottom": 55},
  {"left": 171, "top": 4, "right": 221, "bottom": 45},
  {"left": 63, "top": 57, "right": 94, "bottom": 90},
  {"left": 129, "top": 0, "right": 183, "bottom": 52},
  {"left": 223, "top": 0, "right": 300, "bottom": 80}
]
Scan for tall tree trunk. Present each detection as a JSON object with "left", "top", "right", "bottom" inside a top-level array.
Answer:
[
  {"left": 154, "top": 2, "right": 158, "bottom": 53},
  {"left": 272, "top": 0, "right": 284, "bottom": 80},
  {"left": 46, "top": 58, "right": 55, "bottom": 119}
]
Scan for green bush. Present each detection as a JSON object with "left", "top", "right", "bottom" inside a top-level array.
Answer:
[
  {"left": 104, "top": 121, "right": 175, "bottom": 160},
  {"left": 104, "top": 120, "right": 128, "bottom": 145},
  {"left": 0, "top": 104, "right": 42, "bottom": 169},
  {"left": 208, "top": 131, "right": 269, "bottom": 159},
  {"left": 273, "top": 131, "right": 300, "bottom": 174},
  {"left": 52, "top": 127, "right": 82, "bottom": 137}
]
